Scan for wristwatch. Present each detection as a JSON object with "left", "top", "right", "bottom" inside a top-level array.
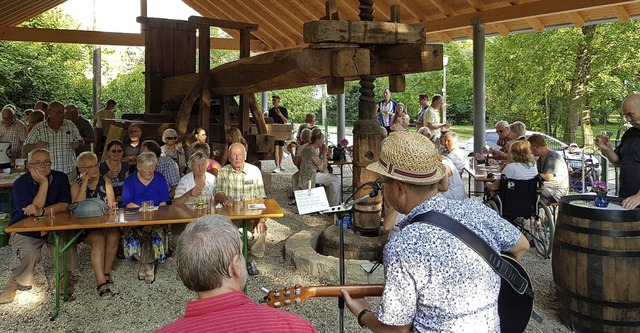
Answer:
[
  {"left": 40, "top": 207, "right": 45, "bottom": 217},
  {"left": 357, "top": 309, "right": 371, "bottom": 328}
]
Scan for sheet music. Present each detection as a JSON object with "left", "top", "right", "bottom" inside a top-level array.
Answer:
[{"left": 294, "top": 187, "right": 330, "bottom": 214}]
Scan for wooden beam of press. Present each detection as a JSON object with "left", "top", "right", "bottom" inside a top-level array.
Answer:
[
  {"left": 369, "top": 44, "right": 443, "bottom": 76},
  {"left": 426, "top": 0, "right": 637, "bottom": 32},
  {"left": 303, "top": 20, "right": 426, "bottom": 45}
]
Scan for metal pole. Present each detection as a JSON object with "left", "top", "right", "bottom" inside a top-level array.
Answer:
[
  {"left": 473, "top": 22, "right": 486, "bottom": 194},
  {"left": 261, "top": 92, "right": 268, "bottom": 114},
  {"left": 442, "top": 56, "right": 448, "bottom": 124},
  {"left": 337, "top": 93, "right": 346, "bottom": 142},
  {"left": 322, "top": 85, "right": 328, "bottom": 145}
]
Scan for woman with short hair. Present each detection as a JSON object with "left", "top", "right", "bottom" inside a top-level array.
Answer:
[
  {"left": 190, "top": 142, "right": 222, "bottom": 176},
  {"left": 121, "top": 151, "right": 171, "bottom": 284},
  {"left": 71, "top": 152, "right": 118, "bottom": 299},
  {"left": 161, "top": 128, "right": 186, "bottom": 173},
  {"left": 99, "top": 139, "right": 128, "bottom": 202},
  {"left": 173, "top": 152, "right": 217, "bottom": 206},
  {"left": 486, "top": 141, "right": 538, "bottom": 191}
]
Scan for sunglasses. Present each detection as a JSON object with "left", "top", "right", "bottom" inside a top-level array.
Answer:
[
  {"left": 167, "top": 137, "right": 178, "bottom": 140},
  {"left": 110, "top": 149, "right": 123, "bottom": 153}
]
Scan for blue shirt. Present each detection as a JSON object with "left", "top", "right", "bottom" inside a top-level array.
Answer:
[
  {"left": 121, "top": 171, "right": 171, "bottom": 207},
  {"left": 11, "top": 170, "right": 71, "bottom": 239}
]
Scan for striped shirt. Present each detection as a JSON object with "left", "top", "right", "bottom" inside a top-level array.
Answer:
[
  {"left": 156, "top": 291, "right": 316, "bottom": 333},
  {"left": 24, "top": 119, "right": 82, "bottom": 173},
  {"left": 215, "top": 163, "right": 265, "bottom": 201},
  {"left": 0, "top": 120, "right": 27, "bottom": 162}
]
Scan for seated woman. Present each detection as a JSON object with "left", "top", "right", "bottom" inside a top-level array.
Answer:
[
  {"left": 486, "top": 140, "right": 538, "bottom": 191},
  {"left": 185, "top": 127, "right": 207, "bottom": 159},
  {"left": 173, "top": 152, "right": 217, "bottom": 206},
  {"left": 160, "top": 128, "right": 187, "bottom": 174},
  {"left": 219, "top": 127, "right": 248, "bottom": 166},
  {"left": 121, "top": 152, "right": 171, "bottom": 284},
  {"left": 298, "top": 130, "right": 340, "bottom": 206},
  {"left": 190, "top": 142, "right": 222, "bottom": 176},
  {"left": 71, "top": 152, "right": 118, "bottom": 299},
  {"left": 99, "top": 139, "right": 128, "bottom": 202}
]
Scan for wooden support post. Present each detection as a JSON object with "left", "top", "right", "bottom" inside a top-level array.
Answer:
[
  {"left": 390, "top": 5, "right": 400, "bottom": 23},
  {"left": 239, "top": 28, "right": 252, "bottom": 135},
  {"left": 389, "top": 74, "right": 405, "bottom": 92},
  {"left": 199, "top": 24, "right": 211, "bottom": 130},
  {"left": 327, "top": 77, "right": 345, "bottom": 95}
]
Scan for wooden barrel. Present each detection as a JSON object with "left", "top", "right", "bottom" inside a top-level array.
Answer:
[{"left": 552, "top": 195, "right": 640, "bottom": 333}]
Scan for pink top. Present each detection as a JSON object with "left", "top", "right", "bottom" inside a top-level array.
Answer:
[{"left": 208, "top": 159, "right": 222, "bottom": 173}]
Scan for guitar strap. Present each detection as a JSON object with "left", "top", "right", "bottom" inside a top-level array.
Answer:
[{"left": 410, "top": 211, "right": 534, "bottom": 299}]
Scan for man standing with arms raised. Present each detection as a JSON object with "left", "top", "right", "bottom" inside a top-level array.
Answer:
[
  {"left": 268, "top": 95, "right": 288, "bottom": 173},
  {"left": 340, "top": 132, "right": 528, "bottom": 331}
]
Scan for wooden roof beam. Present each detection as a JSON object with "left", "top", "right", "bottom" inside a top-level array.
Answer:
[
  {"left": 246, "top": 1, "right": 303, "bottom": 42},
  {"left": 398, "top": 1, "right": 426, "bottom": 21},
  {"left": 3, "top": 1, "right": 65, "bottom": 27},
  {"left": 231, "top": 0, "right": 299, "bottom": 45},
  {"left": 0, "top": 26, "right": 265, "bottom": 51},
  {"left": 187, "top": 16, "right": 258, "bottom": 31},
  {"left": 426, "top": 0, "right": 637, "bottom": 33},
  {"left": 616, "top": 5, "right": 631, "bottom": 21},
  {"left": 428, "top": 0, "right": 457, "bottom": 17},
  {"left": 569, "top": 12, "right": 585, "bottom": 27},
  {"left": 494, "top": 23, "right": 510, "bottom": 36},
  {"left": 526, "top": 17, "right": 544, "bottom": 31},
  {"left": 465, "top": 0, "right": 485, "bottom": 12}
]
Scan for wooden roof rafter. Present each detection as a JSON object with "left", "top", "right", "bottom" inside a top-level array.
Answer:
[
  {"left": 231, "top": 0, "right": 300, "bottom": 46},
  {"left": 568, "top": 12, "right": 586, "bottom": 27},
  {"left": 2, "top": 0, "right": 65, "bottom": 27},
  {"left": 465, "top": 0, "right": 485, "bottom": 12},
  {"left": 247, "top": 0, "right": 304, "bottom": 42},
  {"left": 428, "top": 0, "right": 458, "bottom": 17},
  {"left": 616, "top": 5, "right": 632, "bottom": 20},
  {"left": 526, "top": 17, "right": 544, "bottom": 31}
]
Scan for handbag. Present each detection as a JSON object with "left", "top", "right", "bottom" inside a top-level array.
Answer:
[
  {"left": 68, "top": 198, "right": 109, "bottom": 219},
  {"left": 332, "top": 145, "right": 346, "bottom": 161}
]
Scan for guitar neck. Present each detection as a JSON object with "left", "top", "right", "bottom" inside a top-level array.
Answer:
[{"left": 308, "top": 284, "right": 384, "bottom": 298}]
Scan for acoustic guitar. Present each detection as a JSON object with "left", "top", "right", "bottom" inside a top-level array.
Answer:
[{"left": 263, "top": 256, "right": 533, "bottom": 332}]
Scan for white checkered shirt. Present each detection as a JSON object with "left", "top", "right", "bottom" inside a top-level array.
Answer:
[{"left": 24, "top": 120, "right": 83, "bottom": 173}]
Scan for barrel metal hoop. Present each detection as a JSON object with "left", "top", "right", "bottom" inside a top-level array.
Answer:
[
  {"left": 556, "top": 239, "right": 640, "bottom": 257},
  {"left": 561, "top": 307, "right": 640, "bottom": 328},
  {"left": 555, "top": 283, "right": 640, "bottom": 308},
  {"left": 556, "top": 222, "right": 640, "bottom": 237},
  {"left": 559, "top": 195, "right": 640, "bottom": 222}
]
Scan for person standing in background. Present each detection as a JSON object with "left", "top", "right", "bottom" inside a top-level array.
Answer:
[
  {"left": 0, "top": 105, "right": 27, "bottom": 166},
  {"left": 268, "top": 95, "right": 288, "bottom": 173},
  {"left": 414, "top": 94, "right": 430, "bottom": 131},
  {"left": 65, "top": 103, "right": 95, "bottom": 156}
]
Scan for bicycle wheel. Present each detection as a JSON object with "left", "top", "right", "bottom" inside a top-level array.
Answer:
[
  {"left": 484, "top": 200, "right": 499, "bottom": 214},
  {"left": 533, "top": 202, "right": 555, "bottom": 258}
]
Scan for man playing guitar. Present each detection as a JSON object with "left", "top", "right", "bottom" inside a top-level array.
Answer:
[{"left": 340, "top": 132, "right": 529, "bottom": 332}]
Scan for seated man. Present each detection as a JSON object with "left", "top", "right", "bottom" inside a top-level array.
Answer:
[
  {"left": 492, "top": 120, "right": 511, "bottom": 159},
  {"left": 0, "top": 148, "right": 74, "bottom": 304},
  {"left": 527, "top": 134, "right": 569, "bottom": 203},
  {"left": 140, "top": 140, "right": 180, "bottom": 199},
  {"left": 441, "top": 131, "right": 465, "bottom": 174},
  {"left": 157, "top": 215, "right": 316, "bottom": 333},
  {"left": 215, "top": 143, "right": 267, "bottom": 276}
]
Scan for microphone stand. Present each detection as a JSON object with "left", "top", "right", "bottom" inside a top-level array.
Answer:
[{"left": 321, "top": 188, "right": 380, "bottom": 333}]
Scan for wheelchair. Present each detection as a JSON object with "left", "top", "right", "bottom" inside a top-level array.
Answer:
[{"left": 483, "top": 175, "right": 555, "bottom": 258}]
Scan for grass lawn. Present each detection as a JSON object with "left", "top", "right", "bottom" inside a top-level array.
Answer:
[{"left": 451, "top": 123, "right": 623, "bottom": 144}]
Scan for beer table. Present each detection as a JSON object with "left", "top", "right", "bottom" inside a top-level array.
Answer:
[
  {"left": 462, "top": 160, "right": 501, "bottom": 198},
  {"left": 5, "top": 198, "right": 283, "bottom": 320}
]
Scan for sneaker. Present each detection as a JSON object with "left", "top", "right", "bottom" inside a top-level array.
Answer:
[
  {"left": 247, "top": 261, "right": 260, "bottom": 276},
  {"left": 279, "top": 164, "right": 285, "bottom": 171},
  {"left": 288, "top": 198, "right": 296, "bottom": 205},
  {"left": 272, "top": 167, "right": 280, "bottom": 173}
]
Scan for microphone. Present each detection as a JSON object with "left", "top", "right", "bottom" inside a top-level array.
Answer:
[{"left": 320, "top": 185, "right": 381, "bottom": 214}]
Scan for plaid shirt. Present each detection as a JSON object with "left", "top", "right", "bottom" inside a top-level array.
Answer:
[
  {"left": 215, "top": 163, "right": 265, "bottom": 201},
  {"left": 24, "top": 119, "right": 82, "bottom": 173},
  {"left": 0, "top": 121, "right": 27, "bottom": 161},
  {"left": 157, "top": 156, "right": 181, "bottom": 188}
]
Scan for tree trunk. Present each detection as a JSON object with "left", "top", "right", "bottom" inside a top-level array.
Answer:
[{"left": 564, "top": 25, "right": 596, "bottom": 144}]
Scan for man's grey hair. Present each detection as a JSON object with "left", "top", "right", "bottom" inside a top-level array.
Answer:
[
  {"left": 28, "top": 148, "right": 50, "bottom": 163},
  {"left": 137, "top": 151, "right": 158, "bottom": 168},
  {"left": 229, "top": 142, "right": 247, "bottom": 158},
  {"left": 176, "top": 214, "right": 245, "bottom": 292},
  {"left": 495, "top": 120, "right": 509, "bottom": 128}
]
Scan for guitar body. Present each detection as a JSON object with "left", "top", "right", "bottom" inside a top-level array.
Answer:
[{"left": 499, "top": 255, "right": 534, "bottom": 333}]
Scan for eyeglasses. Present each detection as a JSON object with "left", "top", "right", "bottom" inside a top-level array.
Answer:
[
  {"left": 496, "top": 129, "right": 505, "bottom": 133},
  {"left": 166, "top": 137, "right": 178, "bottom": 140},
  {"left": 29, "top": 161, "right": 52, "bottom": 167},
  {"left": 110, "top": 149, "right": 123, "bottom": 153}
]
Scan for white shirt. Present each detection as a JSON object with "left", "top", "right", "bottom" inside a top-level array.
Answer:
[
  {"left": 174, "top": 172, "right": 217, "bottom": 205},
  {"left": 502, "top": 162, "right": 538, "bottom": 180},
  {"left": 440, "top": 158, "right": 465, "bottom": 200}
]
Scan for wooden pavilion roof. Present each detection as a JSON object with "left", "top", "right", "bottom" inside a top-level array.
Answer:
[{"left": 0, "top": 0, "right": 639, "bottom": 51}]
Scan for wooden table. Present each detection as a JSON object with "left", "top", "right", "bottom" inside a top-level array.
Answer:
[
  {"left": 0, "top": 172, "right": 22, "bottom": 216},
  {"left": 328, "top": 159, "right": 353, "bottom": 202},
  {"left": 463, "top": 160, "right": 502, "bottom": 198},
  {"left": 6, "top": 198, "right": 283, "bottom": 320}
]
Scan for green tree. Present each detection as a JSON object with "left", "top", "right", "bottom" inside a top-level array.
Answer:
[{"left": 102, "top": 65, "right": 146, "bottom": 116}]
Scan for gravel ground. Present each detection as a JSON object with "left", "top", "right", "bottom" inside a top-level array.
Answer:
[{"left": 0, "top": 158, "right": 571, "bottom": 332}]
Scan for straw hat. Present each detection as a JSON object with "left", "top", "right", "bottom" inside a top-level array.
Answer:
[{"left": 367, "top": 131, "right": 446, "bottom": 185}]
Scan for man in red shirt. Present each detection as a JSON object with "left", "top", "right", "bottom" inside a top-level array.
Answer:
[{"left": 156, "top": 215, "right": 316, "bottom": 333}]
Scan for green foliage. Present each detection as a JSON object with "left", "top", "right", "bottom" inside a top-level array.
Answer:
[
  {"left": 102, "top": 65, "right": 146, "bottom": 116},
  {"left": 267, "top": 86, "right": 322, "bottom": 125}
]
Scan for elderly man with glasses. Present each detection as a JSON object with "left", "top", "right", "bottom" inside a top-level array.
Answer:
[
  {"left": 0, "top": 104, "right": 28, "bottom": 166},
  {"left": 0, "top": 148, "right": 75, "bottom": 304}
]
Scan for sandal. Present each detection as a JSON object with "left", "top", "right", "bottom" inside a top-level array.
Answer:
[
  {"left": 137, "top": 264, "right": 146, "bottom": 281},
  {"left": 104, "top": 273, "right": 117, "bottom": 294},
  {"left": 96, "top": 282, "right": 113, "bottom": 300}
]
